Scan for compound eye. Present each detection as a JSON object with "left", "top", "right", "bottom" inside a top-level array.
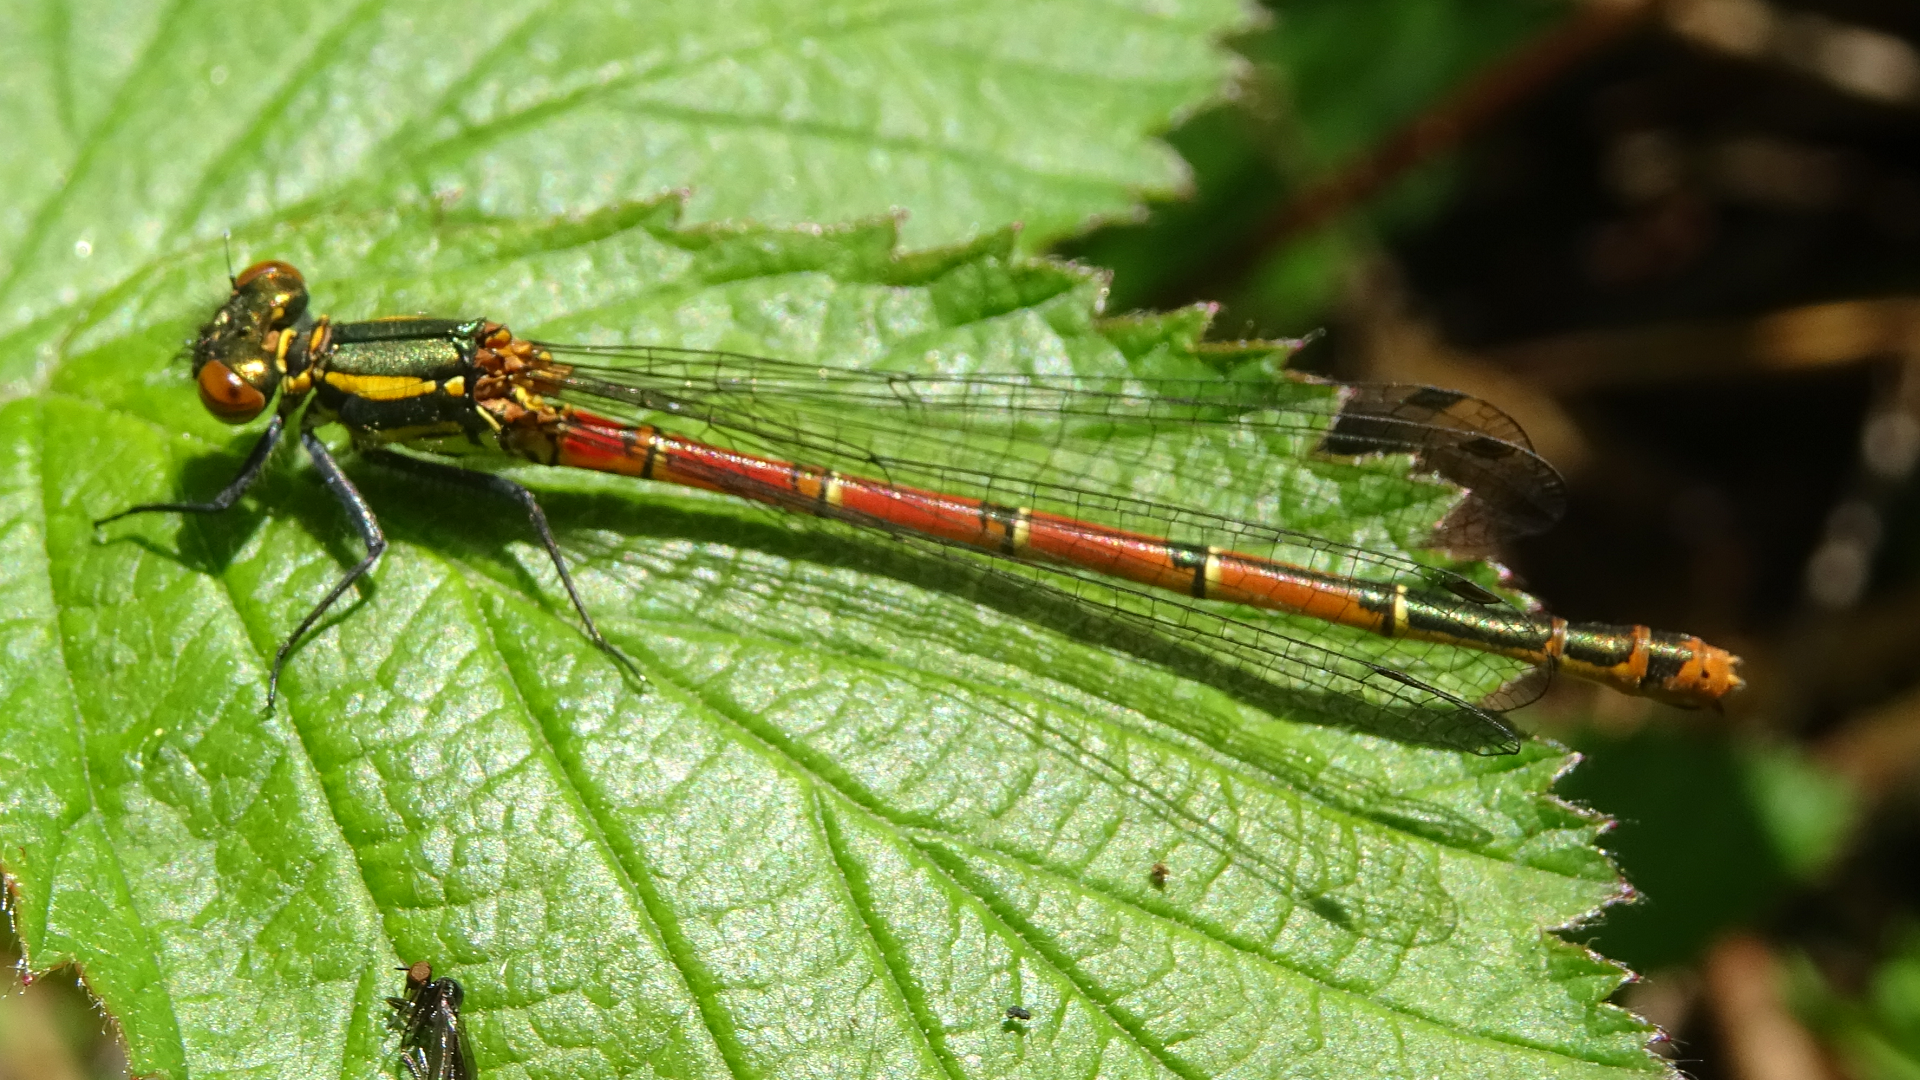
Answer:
[
  {"left": 234, "top": 260, "right": 303, "bottom": 290},
  {"left": 233, "top": 260, "right": 309, "bottom": 327},
  {"left": 197, "top": 360, "right": 267, "bottom": 422}
]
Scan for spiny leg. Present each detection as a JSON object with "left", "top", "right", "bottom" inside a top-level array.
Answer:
[
  {"left": 361, "top": 449, "right": 644, "bottom": 684},
  {"left": 94, "top": 414, "right": 286, "bottom": 526},
  {"left": 267, "top": 430, "right": 388, "bottom": 710}
]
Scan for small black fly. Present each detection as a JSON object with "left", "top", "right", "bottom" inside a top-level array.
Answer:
[{"left": 388, "top": 961, "right": 475, "bottom": 1080}]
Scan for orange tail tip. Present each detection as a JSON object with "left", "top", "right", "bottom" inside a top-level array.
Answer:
[{"left": 1647, "top": 635, "right": 1744, "bottom": 709}]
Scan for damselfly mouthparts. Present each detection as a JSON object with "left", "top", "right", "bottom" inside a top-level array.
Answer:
[
  {"left": 388, "top": 961, "right": 474, "bottom": 1080},
  {"left": 97, "top": 261, "right": 1741, "bottom": 754}
]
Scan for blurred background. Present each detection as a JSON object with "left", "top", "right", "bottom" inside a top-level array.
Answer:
[
  {"left": 0, "top": 934, "right": 125, "bottom": 1080},
  {"left": 1065, "top": 0, "right": 1920, "bottom": 1075},
  {"left": 7, "top": 0, "right": 1919, "bottom": 1077}
]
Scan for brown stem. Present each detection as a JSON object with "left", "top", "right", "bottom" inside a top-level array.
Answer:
[
  {"left": 1702, "top": 934, "right": 1839, "bottom": 1080},
  {"left": 1166, "top": 0, "right": 1657, "bottom": 307}
]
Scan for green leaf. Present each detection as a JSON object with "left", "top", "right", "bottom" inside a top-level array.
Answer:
[
  {"left": 1791, "top": 935, "right": 1920, "bottom": 1080},
  {"left": 1263, "top": 0, "right": 1566, "bottom": 169},
  {"left": 0, "top": 0, "right": 1252, "bottom": 374},
  {"left": 7, "top": 203, "right": 1656, "bottom": 1079},
  {"left": 1559, "top": 731, "right": 1858, "bottom": 973}
]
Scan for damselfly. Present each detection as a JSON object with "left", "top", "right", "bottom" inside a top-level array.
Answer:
[
  {"left": 97, "top": 261, "right": 1741, "bottom": 754},
  {"left": 387, "top": 962, "right": 474, "bottom": 1080}
]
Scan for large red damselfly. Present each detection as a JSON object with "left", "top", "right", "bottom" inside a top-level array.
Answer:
[{"left": 97, "top": 261, "right": 1742, "bottom": 755}]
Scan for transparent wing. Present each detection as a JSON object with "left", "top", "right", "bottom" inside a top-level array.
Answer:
[
  {"left": 535, "top": 386, "right": 1541, "bottom": 752},
  {"left": 401, "top": 1002, "right": 471, "bottom": 1080},
  {"left": 479, "top": 346, "right": 1545, "bottom": 937},
  {"left": 519, "top": 347, "right": 1562, "bottom": 732},
  {"left": 533, "top": 345, "right": 1563, "bottom": 595}
]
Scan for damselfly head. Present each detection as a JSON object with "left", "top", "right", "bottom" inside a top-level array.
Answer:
[{"left": 192, "top": 260, "right": 309, "bottom": 424}]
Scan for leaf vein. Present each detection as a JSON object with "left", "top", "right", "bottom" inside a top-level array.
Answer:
[
  {"left": 28, "top": 401, "right": 192, "bottom": 1074},
  {"left": 460, "top": 568, "right": 758, "bottom": 1080},
  {"left": 0, "top": 0, "right": 195, "bottom": 309}
]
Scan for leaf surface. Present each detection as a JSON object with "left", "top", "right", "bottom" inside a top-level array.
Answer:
[
  {"left": 1, "top": 205, "right": 1659, "bottom": 1079},
  {"left": 0, "top": 0, "right": 1250, "bottom": 376}
]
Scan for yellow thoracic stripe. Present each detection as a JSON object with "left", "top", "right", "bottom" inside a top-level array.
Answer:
[{"left": 322, "top": 372, "right": 440, "bottom": 401}]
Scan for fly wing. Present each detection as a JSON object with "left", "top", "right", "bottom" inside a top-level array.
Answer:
[
  {"left": 412, "top": 1003, "right": 471, "bottom": 1080},
  {"left": 448, "top": 1014, "right": 477, "bottom": 1080},
  {"left": 388, "top": 975, "right": 472, "bottom": 1080}
]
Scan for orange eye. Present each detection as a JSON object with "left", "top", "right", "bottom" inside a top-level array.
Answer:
[
  {"left": 232, "top": 260, "right": 309, "bottom": 328},
  {"left": 197, "top": 360, "right": 267, "bottom": 422}
]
